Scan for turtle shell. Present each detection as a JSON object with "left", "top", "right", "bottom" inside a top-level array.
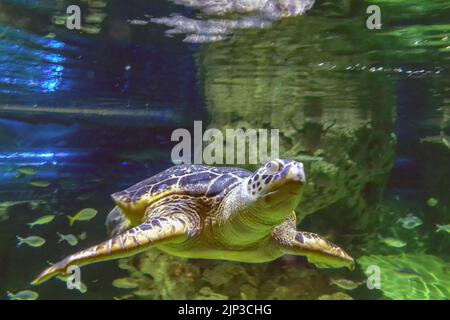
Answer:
[{"left": 112, "top": 164, "right": 251, "bottom": 209}]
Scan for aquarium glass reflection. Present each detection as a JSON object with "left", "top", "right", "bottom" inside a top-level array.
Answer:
[{"left": 0, "top": 0, "right": 449, "bottom": 300}]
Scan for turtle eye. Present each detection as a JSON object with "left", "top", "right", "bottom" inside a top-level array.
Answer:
[{"left": 266, "top": 160, "right": 280, "bottom": 174}]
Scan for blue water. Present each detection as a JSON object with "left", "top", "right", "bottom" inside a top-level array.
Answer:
[{"left": 0, "top": 0, "right": 449, "bottom": 300}]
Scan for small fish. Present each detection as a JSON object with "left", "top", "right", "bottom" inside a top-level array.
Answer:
[
  {"left": 112, "top": 278, "right": 139, "bottom": 289},
  {"left": 113, "top": 294, "right": 134, "bottom": 300},
  {"left": 67, "top": 208, "right": 98, "bottom": 226},
  {"left": 82, "top": 25, "right": 101, "bottom": 34},
  {"left": 27, "top": 215, "right": 55, "bottom": 228},
  {"left": 16, "top": 235, "right": 46, "bottom": 247},
  {"left": 330, "top": 278, "right": 363, "bottom": 290},
  {"left": 293, "top": 155, "right": 324, "bottom": 162},
  {"left": 30, "top": 180, "right": 51, "bottom": 187},
  {"left": 57, "top": 233, "right": 79, "bottom": 246},
  {"left": 17, "top": 166, "right": 38, "bottom": 175},
  {"left": 394, "top": 268, "right": 422, "bottom": 279},
  {"left": 76, "top": 192, "right": 95, "bottom": 201},
  {"left": 59, "top": 178, "right": 77, "bottom": 188},
  {"left": 444, "top": 137, "right": 450, "bottom": 148},
  {"left": 0, "top": 200, "right": 29, "bottom": 208},
  {"left": 318, "top": 292, "right": 353, "bottom": 300},
  {"left": 7, "top": 290, "right": 39, "bottom": 300},
  {"left": 78, "top": 232, "right": 87, "bottom": 240},
  {"left": 91, "top": 177, "right": 104, "bottom": 183},
  {"left": 420, "top": 134, "right": 450, "bottom": 149},
  {"left": 397, "top": 214, "right": 422, "bottom": 229},
  {"left": 378, "top": 235, "right": 407, "bottom": 248},
  {"left": 436, "top": 224, "right": 450, "bottom": 234},
  {"left": 15, "top": 172, "right": 25, "bottom": 179},
  {"left": 128, "top": 19, "right": 149, "bottom": 26},
  {"left": 29, "top": 200, "right": 46, "bottom": 210},
  {"left": 427, "top": 198, "right": 439, "bottom": 207}
]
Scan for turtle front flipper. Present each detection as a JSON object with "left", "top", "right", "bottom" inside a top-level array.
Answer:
[
  {"left": 272, "top": 216, "right": 355, "bottom": 270},
  {"left": 31, "top": 214, "right": 193, "bottom": 285}
]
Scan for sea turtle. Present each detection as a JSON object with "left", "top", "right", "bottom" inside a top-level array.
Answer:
[{"left": 32, "top": 159, "right": 354, "bottom": 285}]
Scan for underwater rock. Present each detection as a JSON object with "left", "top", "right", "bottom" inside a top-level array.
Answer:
[
  {"left": 358, "top": 253, "right": 450, "bottom": 300},
  {"left": 125, "top": 249, "right": 332, "bottom": 299}
]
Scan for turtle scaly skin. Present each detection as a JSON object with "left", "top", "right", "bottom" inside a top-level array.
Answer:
[{"left": 32, "top": 159, "right": 354, "bottom": 285}]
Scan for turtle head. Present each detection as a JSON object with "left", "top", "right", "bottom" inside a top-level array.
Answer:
[{"left": 247, "top": 159, "right": 305, "bottom": 220}]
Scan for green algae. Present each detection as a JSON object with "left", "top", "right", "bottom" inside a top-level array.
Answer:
[{"left": 358, "top": 254, "right": 450, "bottom": 300}]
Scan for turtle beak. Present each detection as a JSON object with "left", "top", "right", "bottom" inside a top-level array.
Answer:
[
  {"left": 263, "top": 161, "right": 305, "bottom": 209},
  {"left": 264, "top": 160, "right": 305, "bottom": 195},
  {"left": 286, "top": 161, "right": 306, "bottom": 184}
]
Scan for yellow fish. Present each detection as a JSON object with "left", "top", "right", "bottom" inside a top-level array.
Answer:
[
  {"left": 16, "top": 236, "right": 46, "bottom": 247},
  {"left": 57, "top": 233, "right": 79, "bottom": 246},
  {"left": 78, "top": 232, "right": 87, "bottom": 240},
  {"left": 7, "top": 290, "right": 39, "bottom": 300},
  {"left": 30, "top": 180, "right": 51, "bottom": 187},
  {"left": 436, "top": 224, "right": 450, "bottom": 234},
  {"left": 67, "top": 208, "right": 98, "bottom": 226},
  {"left": 17, "top": 166, "right": 38, "bottom": 175},
  {"left": 112, "top": 278, "right": 139, "bottom": 289},
  {"left": 27, "top": 215, "right": 55, "bottom": 228}
]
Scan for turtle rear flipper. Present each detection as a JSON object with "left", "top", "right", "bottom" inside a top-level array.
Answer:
[{"left": 31, "top": 214, "right": 193, "bottom": 285}]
